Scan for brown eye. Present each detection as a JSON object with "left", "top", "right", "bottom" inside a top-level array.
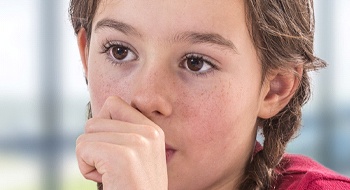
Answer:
[
  {"left": 105, "top": 43, "right": 137, "bottom": 64},
  {"left": 182, "top": 55, "right": 214, "bottom": 74},
  {"left": 187, "top": 57, "right": 204, "bottom": 71},
  {"left": 111, "top": 45, "right": 129, "bottom": 60}
]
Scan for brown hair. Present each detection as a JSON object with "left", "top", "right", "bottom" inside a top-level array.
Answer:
[
  {"left": 241, "top": 1, "right": 325, "bottom": 189},
  {"left": 70, "top": 0, "right": 100, "bottom": 44},
  {"left": 69, "top": 0, "right": 326, "bottom": 189}
]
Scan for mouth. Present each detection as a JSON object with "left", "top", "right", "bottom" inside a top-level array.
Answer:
[{"left": 165, "top": 144, "right": 176, "bottom": 163}]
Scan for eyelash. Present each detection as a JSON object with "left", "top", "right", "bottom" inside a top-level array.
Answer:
[
  {"left": 100, "top": 40, "right": 219, "bottom": 77},
  {"left": 100, "top": 40, "right": 138, "bottom": 65},
  {"left": 180, "top": 53, "right": 218, "bottom": 77}
]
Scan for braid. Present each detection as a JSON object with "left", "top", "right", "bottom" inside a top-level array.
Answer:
[
  {"left": 97, "top": 182, "right": 103, "bottom": 190},
  {"left": 240, "top": 150, "right": 271, "bottom": 189},
  {"left": 69, "top": 0, "right": 326, "bottom": 189},
  {"left": 239, "top": 71, "right": 310, "bottom": 190},
  {"left": 240, "top": 0, "right": 326, "bottom": 189}
]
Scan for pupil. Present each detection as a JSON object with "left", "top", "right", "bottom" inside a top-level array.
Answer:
[
  {"left": 112, "top": 46, "right": 128, "bottom": 60},
  {"left": 187, "top": 57, "right": 203, "bottom": 71}
]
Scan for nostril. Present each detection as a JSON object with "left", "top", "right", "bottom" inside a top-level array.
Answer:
[
  {"left": 130, "top": 96, "right": 172, "bottom": 118},
  {"left": 130, "top": 101, "right": 142, "bottom": 113},
  {"left": 153, "top": 110, "right": 162, "bottom": 115},
  {"left": 135, "top": 107, "right": 142, "bottom": 113}
]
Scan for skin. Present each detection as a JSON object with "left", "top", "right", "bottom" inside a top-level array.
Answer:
[{"left": 75, "top": 0, "right": 301, "bottom": 189}]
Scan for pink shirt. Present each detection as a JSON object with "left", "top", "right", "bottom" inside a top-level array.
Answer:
[{"left": 275, "top": 154, "right": 350, "bottom": 189}]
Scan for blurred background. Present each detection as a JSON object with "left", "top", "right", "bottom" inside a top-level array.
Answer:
[{"left": 0, "top": 0, "right": 349, "bottom": 189}]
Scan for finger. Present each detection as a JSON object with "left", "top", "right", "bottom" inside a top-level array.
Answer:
[
  {"left": 85, "top": 118, "right": 164, "bottom": 139},
  {"left": 97, "top": 96, "right": 154, "bottom": 126},
  {"left": 76, "top": 141, "right": 108, "bottom": 183},
  {"left": 85, "top": 118, "right": 145, "bottom": 133},
  {"left": 76, "top": 141, "right": 137, "bottom": 186},
  {"left": 77, "top": 132, "right": 151, "bottom": 148},
  {"left": 83, "top": 169, "right": 102, "bottom": 184}
]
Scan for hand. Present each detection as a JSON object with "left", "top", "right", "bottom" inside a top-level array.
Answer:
[{"left": 76, "top": 96, "right": 168, "bottom": 190}]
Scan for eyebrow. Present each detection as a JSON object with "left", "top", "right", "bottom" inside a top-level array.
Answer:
[
  {"left": 173, "top": 32, "right": 238, "bottom": 53},
  {"left": 95, "top": 19, "right": 142, "bottom": 37},
  {"left": 95, "top": 18, "right": 238, "bottom": 53}
]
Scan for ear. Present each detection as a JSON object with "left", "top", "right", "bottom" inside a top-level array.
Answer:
[
  {"left": 77, "top": 28, "right": 89, "bottom": 80},
  {"left": 258, "top": 65, "right": 303, "bottom": 119}
]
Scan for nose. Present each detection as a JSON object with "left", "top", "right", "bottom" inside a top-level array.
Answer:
[{"left": 130, "top": 63, "right": 173, "bottom": 120}]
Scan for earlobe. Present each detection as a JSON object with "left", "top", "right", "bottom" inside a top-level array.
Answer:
[
  {"left": 77, "top": 28, "right": 89, "bottom": 79},
  {"left": 258, "top": 66, "right": 303, "bottom": 119}
]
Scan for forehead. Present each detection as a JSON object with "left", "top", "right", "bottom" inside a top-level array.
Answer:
[{"left": 93, "top": 0, "right": 246, "bottom": 38}]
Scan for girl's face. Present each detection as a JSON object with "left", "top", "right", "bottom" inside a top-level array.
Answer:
[{"left": 83, "top": 0, "right": 272, "bottom": 189}]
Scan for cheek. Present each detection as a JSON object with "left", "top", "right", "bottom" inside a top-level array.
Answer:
[
  {"left": 178, "top": 79, "right": 259, "bottom": 146},
  {"left": 87, "top": 60, "right": 131, "bottom": 116},
  {"left": 88, "top": 78, "right": 110, "bottom": 116}
]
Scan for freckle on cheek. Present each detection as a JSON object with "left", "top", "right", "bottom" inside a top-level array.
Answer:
[{"left": 195, "top": 104, "right": 223, "bottom": 143}]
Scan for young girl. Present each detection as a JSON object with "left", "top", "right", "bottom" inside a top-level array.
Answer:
[{"left": 69, "top": 0, "right": 350, "bottom": 189}]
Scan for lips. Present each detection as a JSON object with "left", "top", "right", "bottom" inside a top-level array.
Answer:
[{"left": 165, "top": 144, "right": 176, "bottom": 162}]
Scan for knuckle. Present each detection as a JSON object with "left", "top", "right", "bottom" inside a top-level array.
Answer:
[
  {"left": 103, "top": 96, "right": 121, "bottom": 115},
  {"left": 130, "top": 133, "right": 148, "bottom": 147},
  {"left": 76, "top": 134, "right": 85, "bottom": 146},
  {"left": 105, "top": 96, "right": 118, "bottom": 108},
  {"left": 121, "top": 146, "right": 136, "bottom": 158},
  {"left": 85, "top": 118, "right": 97, "bottom": 133},
  {"left": 75, "top": 140, "right": 88, "bottom": 157},
  {"left": 144, "top": 125, "right": 165, "bottom": 141},
  {"left": 156, "top": 128, "right": 165, "bottom": 139}
]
